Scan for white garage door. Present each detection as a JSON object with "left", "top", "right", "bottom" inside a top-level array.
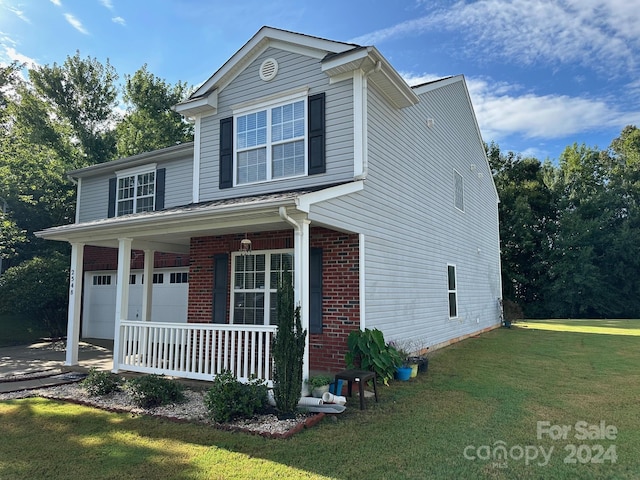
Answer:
[{"left": 82, "top": 268, "right": 190, "bottom": 340}]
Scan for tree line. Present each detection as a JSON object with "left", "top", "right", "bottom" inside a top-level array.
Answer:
[
  {"left": 0, "top": 52, "right": 638, "bottom": 333},
  {"left": 0, "top": 54, "right": 193, "bottom": 334},
  {"left": 489, "top": 126, "right": 640, "bottom": 318}
]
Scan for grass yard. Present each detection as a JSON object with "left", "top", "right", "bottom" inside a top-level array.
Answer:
[
  {"left": 0, "top": 313, "right": 51, "bottom": 347},
  {"left": 1, "top": 319, "right": 640, "bottom": 479}
]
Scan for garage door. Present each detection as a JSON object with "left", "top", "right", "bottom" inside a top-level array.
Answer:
[{"left": 82, "top": 268, "right": 189, "bottom": 340}]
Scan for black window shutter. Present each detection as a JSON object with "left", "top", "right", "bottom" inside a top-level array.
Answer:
[
  {"left": 107, "top": 177, "right": 117, "bottom": 218},
  {"left": 309, "top": 247, "right": 323, "bottom": 334},
  {"left": 155, "top": 168, "right": 166, "bottom": 211},
  {"left": 219, "top": 117, "right": 233, "bottom": 189},
  {"left": 212, "top": 253, "right": 229, "bottom": 324},
  {"left": 308, "top": 93, "right": 326, "bottom": 175}
]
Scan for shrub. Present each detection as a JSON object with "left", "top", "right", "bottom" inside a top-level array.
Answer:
[
  {"left": 271, "top": 269, "right": 306, "bottom": 416},
  {"left": 307, "top": 375, "right": 332, "bottom": 389},
  {"left": 204, "top": 370, "right": 268, "bottom": 423},
  {"left": 81, "top": 367, "right": 122, "bottom": 396},
  {"left": 125, "top": 374, "right": 184, "bottom": 408},
  {"left": 345, "top": 328, "right": 402, "bottom": 386}
]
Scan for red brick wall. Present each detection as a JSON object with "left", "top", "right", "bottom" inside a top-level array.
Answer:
[
  {"left": 309, "top": 228, "right": 360, "bottom": 373},
  {"left": 84, "top": 228, "right": 361, "bottom": 373},
  {"left": 83, "top": 245, "right": 188, "bottom": 271},
  {"left": 187, "top": 231, "right": 293, "bottom": 323}
]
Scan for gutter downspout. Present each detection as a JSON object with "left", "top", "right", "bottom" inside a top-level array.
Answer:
[{"left": 278, "top": 206, "right": 310, "bottom": 392}]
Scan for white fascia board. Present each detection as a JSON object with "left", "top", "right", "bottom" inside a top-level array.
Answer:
[
  {"left": 295, "top": 181, "right": 364, "bottom": 213},
  {"left": 412, "top": 74, "right": 463, "bottom": 95},
  {"left": 192, "top": 116, "right": 201, "bottom": 204},
  {"left": 173, "top": 90, "right": 217, "bottom": 118},
  {"left": 190, "top": 27, "right": 356, "bottom": 99}
]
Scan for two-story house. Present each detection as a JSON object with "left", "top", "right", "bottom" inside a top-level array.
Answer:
[{"left": 37, "top": 27, "right": 502, "bottom": 384}]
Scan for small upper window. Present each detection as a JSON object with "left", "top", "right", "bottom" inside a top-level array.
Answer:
[
  {"left": 234, "top": 95, "right": 307, "bottom": 185},
  {"left": 454, "top": 170, "right": 464, "bottom": 212},
  {"left": 116, "top": 167, "right": 155, "bottom": 216}
]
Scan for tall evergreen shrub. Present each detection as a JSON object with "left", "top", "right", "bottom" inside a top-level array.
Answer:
[{"left": 271, "top": 269, "right": 306, "bottom": 416}]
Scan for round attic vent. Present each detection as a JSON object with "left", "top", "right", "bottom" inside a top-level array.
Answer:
[{"left": 259, "top": 58, "right": 279, "bottom": 81}]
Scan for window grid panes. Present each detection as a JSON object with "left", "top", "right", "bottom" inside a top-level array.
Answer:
[
  {"left": 235, "top": 99, "right": 305, "bottom": 185},
  {"left": 117, "top": 171, "right": 155, "bottom": 216},
  {"left": 232, "top": 251, "right": 293, "bottom": 325}
]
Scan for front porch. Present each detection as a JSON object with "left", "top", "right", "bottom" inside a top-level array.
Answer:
[{"left": 37, "top": 185, "right": 364, "bottom": 384}]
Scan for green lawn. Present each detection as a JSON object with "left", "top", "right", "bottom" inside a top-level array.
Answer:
[
  {"left": 1, "top": 320, "right": 639, "bottom": 479},
  {"left": 0, "top": 313, "right": 51, "bottom": 347}
]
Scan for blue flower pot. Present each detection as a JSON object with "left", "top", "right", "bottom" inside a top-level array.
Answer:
[{"left": 395, "top": 366, "right": 412, "bottom": 381}]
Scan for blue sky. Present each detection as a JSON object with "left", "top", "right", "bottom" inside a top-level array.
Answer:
[{"left": 1, "top": 0, "right": 638, "bottom": 161}]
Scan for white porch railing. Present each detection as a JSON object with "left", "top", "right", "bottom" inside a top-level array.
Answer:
[{"left": 117, "top": 321, "right": 277, "bottom": 383}]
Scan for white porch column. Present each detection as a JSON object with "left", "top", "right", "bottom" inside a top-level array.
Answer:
[
  {"left": 141, "top": 249, "right": 154, "bottom": 321},
  {"left": 112, "top": 237, "right": 132, "bottom": 373},
  {"left": 294, "top": 219, "right": 311, "bottom": 383},
  {"left": 65, "top": 242, "right": 84, "bottom": 366}
]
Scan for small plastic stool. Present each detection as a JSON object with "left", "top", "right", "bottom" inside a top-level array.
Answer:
[{"left": 333, "top": 369, "right": 378, "bottom": 410}]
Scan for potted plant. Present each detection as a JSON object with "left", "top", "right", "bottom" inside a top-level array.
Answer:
[
  {"left": 307, "top": 375, "right": 333, "bottom": 398},
  {"left": 389, "top": 341, "right": 413, "bottom": 381},
  {"left": 345, "top": 328, "right": 402, "bottom": 386}
]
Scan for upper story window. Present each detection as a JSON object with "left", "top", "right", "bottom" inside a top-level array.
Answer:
[
  {"left": 219, "top": 91, "right": 325, "bottom": 190},
  {"left": 117, "top": 169, "right": 155, "bottom": 216},
  {"left": 235, "top": 95, "right": 307, "bottom": 185},
  {"left": 454, "top": 170, "right": 464, "bottom": 212},
  {"left": 108, "top": 164, "right": 165, "bottom": 218}
]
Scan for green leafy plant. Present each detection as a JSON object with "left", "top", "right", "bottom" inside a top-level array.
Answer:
[
  {"left": 204, "top": 370, "right": 268, "bottom": 423},
  {"left": 125, "top": 374, "right": 184, "bottom": 408},
  {"left": 271, "top": 269, "right": 306, "bottom": 416},
  {"left": 307, "top": 375, "right": 332, "bottom": 390},
  {"left": 81, "top": 367, "right": 122, "bottom": 396},
  {"left": 345, "top": 328, "right": 402, "bottom": 385}
]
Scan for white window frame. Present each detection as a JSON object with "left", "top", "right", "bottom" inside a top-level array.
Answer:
[
  {"left": 115, "top": 164, "right": 157, "bottom": 217},
  {"left": 454, "top": 169, "right": 464, "bottom": 212},
  {"left": 232, "top": 91, "right": 308, "bottom": 186},
  {"left": 447, "top": 264, "right": 458, "bottom": 319},
  {"left": 231, "top": 249, "right": 294, "bottom": 325}
]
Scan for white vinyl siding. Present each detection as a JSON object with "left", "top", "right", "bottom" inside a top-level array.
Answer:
[
  {"left": 306, "top": 77, "right": 502, "bottom": 347},
  {"left": 75, "top": 148, "right": 193, "bottom": 223},
  {"left": 198, "top": 46, "right": 354, "bottom": 201}
]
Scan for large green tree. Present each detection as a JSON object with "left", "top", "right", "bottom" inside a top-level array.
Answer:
[
  {"left": 29, "top": 51, "right": 119, "bottom": 165},
  {"left": 116, "top": 65, "right": 192, "bottom": 157}
]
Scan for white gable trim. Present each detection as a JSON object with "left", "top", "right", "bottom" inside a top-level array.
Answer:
[
  {"left": 186, "top": 27, "right": 356, "bottom": 100},
  {"left": 295, "top": 181, "right": 364, "bottom": 213}
]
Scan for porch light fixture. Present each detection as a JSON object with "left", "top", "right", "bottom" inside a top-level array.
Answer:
[{"left": 240, "top": 236, "right": 252, "bottom": 255}]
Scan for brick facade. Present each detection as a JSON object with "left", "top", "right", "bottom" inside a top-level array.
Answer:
[
  {"left": 187, "top": 227, "right": 360, "bottom": 373},
  {"left": 83, "top": 227, "right": 360, "bottom": 374},
  {"left": 83, "top": 245, "right": 188, "bottom": 271}
]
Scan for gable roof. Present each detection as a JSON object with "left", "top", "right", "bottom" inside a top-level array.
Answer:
[{"left": 174, "top": 26, "right": 418, "bottom": 116}]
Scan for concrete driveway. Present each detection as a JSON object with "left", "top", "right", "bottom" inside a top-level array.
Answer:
[{"left": 0, "top": 339, "right": 113, "bottom": 378}]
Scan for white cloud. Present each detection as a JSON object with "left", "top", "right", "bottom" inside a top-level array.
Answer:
[
  {"left": 352, "top": 0, "right": 639, "bottom": 76},
  {"left": 100, "top": 0, "right": 114, "bottom": 10},
  {"left": 112, "top": 16, "right": 126, "bottom": 26},
  {"left": 403, "top": 72, "right": 639, "bottom": 142},
  {"left": 466, "top": 76, "right": 639, "bottom": 141},
  {"left": 64, "top": 13, "right": 88, "bottom": 35},
  {"left": 50, "top": 0, "right": 61, "bottom": 6},
  {"left": 3, "top": 46, "right": 37, "bottom": 67},
  {"left": 7, "top": 6, "right": 30, "bottom": 23}
]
